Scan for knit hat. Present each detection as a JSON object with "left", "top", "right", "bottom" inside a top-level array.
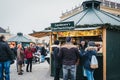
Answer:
[
  {"left": 0, "top": 35, "right": 5, "bottom": 41},
  {"left": 54, "top": 40, "right": 59, "bottom": 45},
  {"left": 88, "top": 41, "right": 95, "bottom": 46},
  {"left": 66, "top": 37, "right": 71, "bottom": 42}
]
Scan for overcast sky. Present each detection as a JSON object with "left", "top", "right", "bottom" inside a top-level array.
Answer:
[{"left": 0, "top": 0, "right": 120, "bottom": 34}]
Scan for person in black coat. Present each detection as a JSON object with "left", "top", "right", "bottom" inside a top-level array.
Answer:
[
  {"left": 0, "top": 35, "right": 15, "bottom": 80},
  {"left": 52, "top": 40, "right": 61, "bottom": 80},
  {"left": 40, "top": 45, "right": 46, "bottom": 62},
  {"left": 79, "top": 40, "right": 87, "bottom": 80}
]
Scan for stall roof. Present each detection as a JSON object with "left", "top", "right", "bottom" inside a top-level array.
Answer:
[
  {"left": 61, "top": 0, "right": 120, "bottom": 26},
  {"left": 29, "top": 0, "right": 120, "bottom": 38},
  {"left": 29, "top": 30, "right": 50, "bottom": 38},
  {"left": 74, "top": 26, "right": 101, "bottom": 30},
  {"left": 29, "top": 27, "right": 101, "bottom": 38},
  {"left": 7, "top": 33, "right": 32, "bottom": 43},
  {"left": 0, "top": 27, "right": 6, "bottom": 33}
]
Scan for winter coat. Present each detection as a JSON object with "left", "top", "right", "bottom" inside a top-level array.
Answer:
[
  {"left": 25, "top": 48, "right": 33, "bottom": 59},
  {"left": 0, "top": 41, "right": 15, "bottom": 62},
  {"left": 59, "top": 43, "right": 80, "bottom": 65},
  {"left": 52, "top": 45, "right": 61, "bottom": 68},
  {"left": 79, "top": 45, "right": 87, "bottom": 65},
  {"left": 83, "top": 47, "right": 97, "bottom": 71},
  {"left": 40, "top": 47, "right": 46, "bottom": 56},
  {"left": 17, "top": 48, "right": 24, "bottom": 64}
]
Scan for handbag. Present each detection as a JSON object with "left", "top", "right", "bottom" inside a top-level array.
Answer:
[{"left": 90, "top": 55, "right": 98, "bottom": 69}]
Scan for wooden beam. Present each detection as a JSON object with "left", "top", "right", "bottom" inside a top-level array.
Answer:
[
  {"left": 101, "top": 6, "right": 120, "bottom": 15},
  {"left": 29, "top": 32, "right": 50, "bottom": 38},
  {"left": 103, "top": 28, "right": 106, "bottom": 80}
]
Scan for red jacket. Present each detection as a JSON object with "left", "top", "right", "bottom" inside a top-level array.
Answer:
[
  {"left": 31, "top": 48, "right": 36, "bottom": 53},
  {"left": 25, "top": 48, "right": 33, "bottom": 59}
]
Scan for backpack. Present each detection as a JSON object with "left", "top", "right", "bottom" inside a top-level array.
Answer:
[{"left": 90, "top": 55, "right": 98, "bottom": 69}]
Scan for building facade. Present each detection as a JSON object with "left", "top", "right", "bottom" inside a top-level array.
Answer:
[
  {"left": 0, "top": 27, "right": 11, "bottom": 40},
  {"left": 60, "top": 0, "right": 120, "bottom": 20}
]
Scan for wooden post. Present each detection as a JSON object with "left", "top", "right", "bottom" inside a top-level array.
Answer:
[
  {"left": 57, "top": 32, "right": 58, "bottom": 40},
  {"left": 50, "top": 32, "right": 52, "bottom": 61},
  {"left": 103, "top": 28, "right": 106, "bottom": 80}
]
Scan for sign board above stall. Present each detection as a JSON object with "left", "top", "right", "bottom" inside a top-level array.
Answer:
[
  {"left": 57, "top": 29, "right": 102, "bottom": 37},
  {"left": 51, "top": 21, "right": 74, "bottom": 31}
]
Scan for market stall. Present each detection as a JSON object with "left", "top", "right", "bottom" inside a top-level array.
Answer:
[
  {"left": 29, "top": 0, "right": 120, "bottom": 80},
  {"left": 50, "top": 0, "right": 120, "bottom": 80}
]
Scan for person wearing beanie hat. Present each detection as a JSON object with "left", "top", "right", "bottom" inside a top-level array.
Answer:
[
  {"left": 0, "top": 35, "right": 5, "bottom": 41},
  {"left": 54, "top": 40, "right": 59, "bottom": 45},
  {"left": 52, "top": 40, "right": 61, "bottom": 80},
  {"left": 86, "top": 41, "right": 97, "bottom": 51},
  {"left": 66, "top": 37, "right": 71, "bottom": 43},
  {"left": 83, "top": 41, "right": 97, "bottom": 80},
  {"left": 58, "top": 37, "right": 80, "bottom": 80}
]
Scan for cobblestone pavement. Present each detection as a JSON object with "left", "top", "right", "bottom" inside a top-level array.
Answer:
[{"left": 10, "top": 61, "right": 54, "bottom": 80}]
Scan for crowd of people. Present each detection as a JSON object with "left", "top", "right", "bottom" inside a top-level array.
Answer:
[
  {"left": 52, "top": 37, "right": 101, "bottom": 80},
  {"left": 0, "top": 35, "right": 101, "bottom": 80},
  {"left": 0, "top": 35, "right": 49, "bottom": 80},
  {"left": 15, "top": 43, "right": 48, "bottom": 75}
]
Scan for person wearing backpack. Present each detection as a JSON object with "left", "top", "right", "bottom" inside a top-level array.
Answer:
[{"left": 83, "top": 41, "right": 98, "bottom": 80}]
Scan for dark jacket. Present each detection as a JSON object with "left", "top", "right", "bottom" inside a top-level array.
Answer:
[
  {"left": 79, "top": 45, "right": 87, "bottom": 56},
  {"left": 41, "top": 46, "right": 46, "bottom": 56},
  {"left": 0, "top": 41, "right": 15, "bottom": 62},
  {"left": 83, "top": 49, "right": 97, "bottom": 71},
  {"left": 52, "top": 45, "right": 61, "bottom": 68},
  {"left": 59, "top": 43, "right": 80, "bottom": 65},
  {"left": 11, "top": 47, "right": 17, "bottom": 58},
  {"left": 79, "top": 45, "right": 87, "bottom": 65}
]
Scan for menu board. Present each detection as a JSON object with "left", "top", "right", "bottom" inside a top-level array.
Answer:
[{"left": 58, "top": 29, "right": 102, "bottom": 37}]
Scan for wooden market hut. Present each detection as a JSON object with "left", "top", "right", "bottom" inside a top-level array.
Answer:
[
  {"left": 59, "top": 0, "right": 120, "bottom": 80},
  {"left": 29, "top": 0, "right": 120, "bottom": 80}
]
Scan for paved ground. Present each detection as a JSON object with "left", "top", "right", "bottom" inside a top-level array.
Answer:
[{"left": 10, "top": 61, "right": 54, "bottom": 80}]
